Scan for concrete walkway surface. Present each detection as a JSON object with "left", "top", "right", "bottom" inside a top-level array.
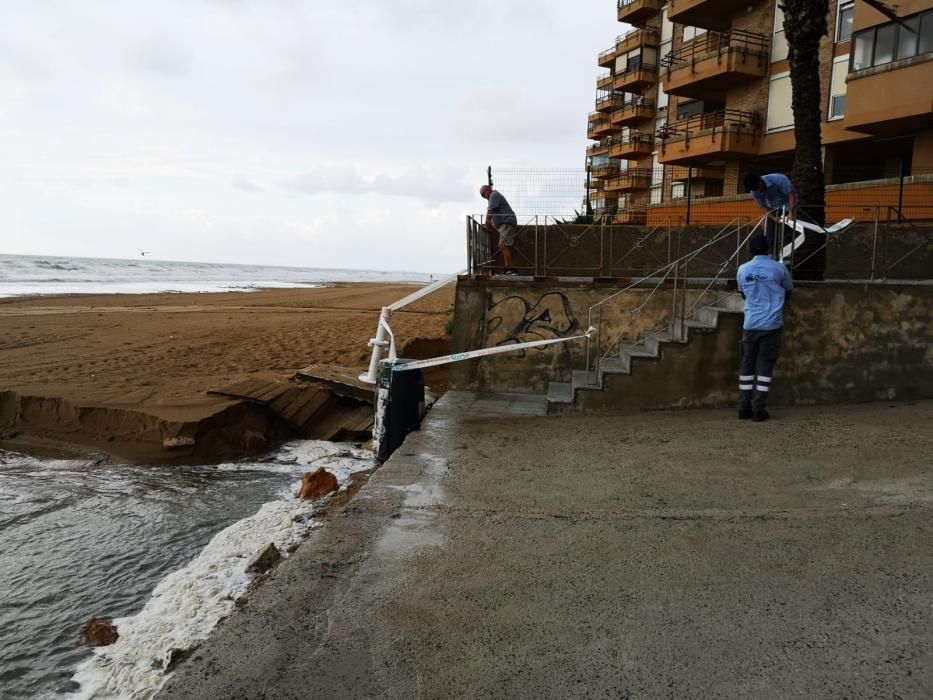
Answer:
[{"left": 160, "top": 397, "right": 933, "bottom": 699}]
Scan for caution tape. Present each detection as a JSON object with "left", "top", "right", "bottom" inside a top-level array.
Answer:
[{"left": 392, "top": 327, "right": 596, "bottom": 372}]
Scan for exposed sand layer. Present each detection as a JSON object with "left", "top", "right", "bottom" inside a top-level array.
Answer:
[{"left": 0, "top": 284, "right": 454, "bottom": 462}]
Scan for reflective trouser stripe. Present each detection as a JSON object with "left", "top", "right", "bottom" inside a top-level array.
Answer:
[
  {"left": 757, "top": 376, "right": 772, "bottom": 383},
  {"left": 756, "top": 385, "right": 770, "bottom": 392},
  {"left": 739, "top": 384, "right": 754, "bottom": 390}
]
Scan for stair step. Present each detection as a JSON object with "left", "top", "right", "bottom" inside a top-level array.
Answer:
[
  {"left": 546, "top": 382, "right": 573, "bottom": 404},
  {"left": 622, "top": 345, "right": 658, "bottom": 358},
  {"left": 599, "top": 357, "right": 631, "bottom": 375},
  {"left": 572, "top": 369, "right": 601, "bottom": 391},
  {"left": 684, "top": 318, "right": 715, "bottom": 329}
]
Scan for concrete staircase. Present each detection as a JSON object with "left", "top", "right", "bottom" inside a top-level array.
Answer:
[{"left": 546, "top": 293, "right": 746, "bottom": 413}]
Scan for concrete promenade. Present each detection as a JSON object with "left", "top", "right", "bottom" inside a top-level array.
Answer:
[{"left": 160, "top": 396, "right": 933, "bottom": 699}]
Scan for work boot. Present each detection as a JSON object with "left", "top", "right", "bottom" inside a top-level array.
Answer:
[
  {"left": 738, "top": 408, "right": 753, "bottom": 420},
  {"left": 752, "top": 410, "right": 770, "bottom": 422}
]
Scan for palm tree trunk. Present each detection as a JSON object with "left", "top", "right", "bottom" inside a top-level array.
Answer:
[{"left": 780, "top": 0, "right": 828, "bottom": 278}]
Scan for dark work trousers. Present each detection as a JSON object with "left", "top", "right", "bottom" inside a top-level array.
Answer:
[{"left": 739, "top": 328, "right": 782, "bottom": 412}]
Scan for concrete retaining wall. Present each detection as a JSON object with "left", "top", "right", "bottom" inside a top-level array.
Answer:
[{"left": 451, "top": 279, "right": 933, "bottom": 410}]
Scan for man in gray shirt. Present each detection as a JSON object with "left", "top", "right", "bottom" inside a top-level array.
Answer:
[{"left": 480, "top": 185, "right": 519, "bottom": 275}]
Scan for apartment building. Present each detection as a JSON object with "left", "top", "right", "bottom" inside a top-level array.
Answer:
[{"left": 586, "top": 0, "right": 933, "bottom": 223}]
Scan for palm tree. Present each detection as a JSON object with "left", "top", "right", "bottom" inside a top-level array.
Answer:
[{"left": 779, "top": 0, "right": 828, "bottom": 278}]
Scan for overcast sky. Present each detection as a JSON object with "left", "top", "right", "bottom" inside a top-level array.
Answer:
[{"left": 0, "top": 0, "right": 617, "bottom": 273}]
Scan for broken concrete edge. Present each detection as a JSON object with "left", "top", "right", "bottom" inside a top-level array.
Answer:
[{"left": 0, "top": 390, "right": 296, "bottom": 465}]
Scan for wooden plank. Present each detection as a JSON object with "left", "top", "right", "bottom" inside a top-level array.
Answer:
[
  {"left": 294, "top": 364, "right": 374, "bottom": 403},
  {"left": 207, "top": 377, "right": 271, "bottom": 402},
  {"left": 292, "top": 390, "right": 332, "bottom": 428},
  {"left": 254, "top": 382, "right": 291, "bottom": 404},
  {"left": 269, "top": 387, "right": 303, "bottom": 416}
]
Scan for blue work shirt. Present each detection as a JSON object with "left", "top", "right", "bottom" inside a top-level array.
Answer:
[
  {"left": 737, "top": 255, "right": 793, "bottom": 331},
  {"left": 752, "top": 173, "right": 796, "bottom": 212}
]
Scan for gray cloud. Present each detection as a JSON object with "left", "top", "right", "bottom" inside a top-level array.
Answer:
[{"left": 0, "top": 0, "right": 613, "bottom": 272}]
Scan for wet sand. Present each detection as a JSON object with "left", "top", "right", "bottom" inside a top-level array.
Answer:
[{"left": 0, "top": 284, "right": 454, "bottom": 461}]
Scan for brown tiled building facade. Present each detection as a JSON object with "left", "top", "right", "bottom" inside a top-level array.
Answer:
[{"left": 587, "top": 0, "right": 933, "bottom": 223}]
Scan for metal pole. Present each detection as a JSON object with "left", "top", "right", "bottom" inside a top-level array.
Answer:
[
  {"left": 686, "top": 167, "right": 693, "bottom": 225},
  {"left": 897, "top": 160, "right": 906, "bottom": 224},
  {"left": 870, "top": 206, "right": 879, "bottom": 282},
  {"left": 487, "top": 165, "right": 493, "bottom": 188},
  {"left": 466, "top": 216, "right": 473, "bottom": 275}
]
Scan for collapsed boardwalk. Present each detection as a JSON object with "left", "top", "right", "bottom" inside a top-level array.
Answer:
[{"left": 159, "top": 397, "right": 933, "bottom": 698}]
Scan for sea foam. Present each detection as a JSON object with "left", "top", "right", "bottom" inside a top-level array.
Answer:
[{"left": 67, "top": 441, "right": 373, "bottom": 700}]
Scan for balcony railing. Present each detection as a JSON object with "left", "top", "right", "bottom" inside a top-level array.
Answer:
[
  {"left": 606, "top": 169, "right": 654, "bottom": 191},
  {"left": 595, "top": 90, "right": 628, "bottom": 112},
  {"left": 612, "top": 63, "right": 658, "bottom": 91},
  {"left": 615, "top": 26, "right": 660, "bottom": 53},
  {"left": 617, "top": 0, "right": 663, "bottom": 25},
  {"left": 610, "top": 97, "right": 657, "bottom": 126},
  {"left": 661, "top": 29, "right": 770, "bottom": 72},
  {"left": 597, "top": 72, "right": 614, "bottom": 90},
  {"left": 587, "top": 139, "right": 611, "bottom": 157},
  {"left": 608, "top": 131, "right": 655, "bottom": 158},
  {"left": 660, "top": 109, "right": 760, "bottom": 141}
]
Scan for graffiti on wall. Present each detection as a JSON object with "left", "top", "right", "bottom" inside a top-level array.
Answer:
[{"left": 485, "top": 292, "right": 580, "bottom": 353}]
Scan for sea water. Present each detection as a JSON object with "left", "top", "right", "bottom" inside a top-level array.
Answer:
[
  {"left": 0, "top": 442, "right": 374, "bottom": 699},
  {"left": 0, "top": 254, "right": 433, "bottom": 298}
]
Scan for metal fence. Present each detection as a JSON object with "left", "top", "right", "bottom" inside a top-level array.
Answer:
[
  {"left": 486, "top": 166, "right": 933, "bottom": 225},
  {"left": 466, "top": 210, "right": 933, "bottom": 282}
]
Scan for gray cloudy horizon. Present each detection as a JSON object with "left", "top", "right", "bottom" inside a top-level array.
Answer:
[{"left": 0, "top": 0, "right": 615, "bottom": 273}]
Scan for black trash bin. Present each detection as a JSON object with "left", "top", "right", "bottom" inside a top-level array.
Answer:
[{"left": 373, "top": 359, "right": 425, "bottom": 463}]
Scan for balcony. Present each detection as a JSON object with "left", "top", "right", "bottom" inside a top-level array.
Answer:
[
  {"left": 613, "top": 209, "right": 648, "bottom": 225},
  {"left": 661, "top": 30, "right": 769, "bottom": 101},
  {"left": 610, "top": 97, "right": 657, "bottom": 127},
  {"left": 617, "top": 0, "right": 663, "bottom": 26},
  {"left": 587, "top": 139, "right": 611, "bottom": 157},
  {"left": 596, "top": 72, "right": 614, "bottom": 91},
  {"left": 615, "top": 26, "right": 660, "bottom": 55},
  {"left": 608, "top": 131, "right": 655, "bottom": 159},
  {"left": 587, "top": 113, "right": 617, "bottom": 139},
  {"left": 606, "top": 169, "right": 653, "bottom": 192},
  {"left": 657, "top": 110, "right": 761, "bottom": 166},
  {"left": 590, "top": 163, "right": 620, "bottom": 180},
  {"left": 598, "top": 43, "right": 619, "bottom": 69},
  {"left": 667, "top": 0, "right": 750, "bottom": 32},
  {"left": 844, "top": 14, "right": 933, "bottom": 135},
  {"left": 595, "top": 91, "right": 628, "bottom": 113},
  {"left": 613, "top": 64, "right": 658, "bottom": 92}
]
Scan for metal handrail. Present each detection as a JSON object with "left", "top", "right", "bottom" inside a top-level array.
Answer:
[
  {"left": 615, "top": 62, "right": 659, "bottom": 78},
  {"left": 615, "top": 26, "right": 660, "bottom": 46},
  {"left": 659, "top": 109, "right": 760, "bottom": 140},
  {"left": 583, "top": 215, "right": 761, "bottom": 386},
  {"left": 661, "top": 28, "right": 770, "bottom": 71}
]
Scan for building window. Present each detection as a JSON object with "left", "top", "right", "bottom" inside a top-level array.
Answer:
[
  {"left": 850, "top": 8, "right": 933, "bottom": 71},
  {"left": 837, "top": 2, "right": 854, "bottom": 43},
  {"left": 682, "top": 25, "right": 707, "bottom": 42},
  {"left": 896, "top": 16, "right": 921, "bottom": 59},
  {"left": 661, "top": 8, "right": 674, "bottom": 43},
  {"left": 676, "top": 100, "right": 705, "bottom": 120},
  {"left": 657, "top": 78, "right": 669, "bottom": 110},
  {"left": 766, "top": 72, "right": 793, "bottom": 132},
  {"left": 829, "top": 56, "right": 848, "bottom": 120},
  {"left": 651, "top": 153, "right": 663, "bottom": 188},
  {"left": 671, "top": 183, "right": 685, "bottom": 199},
  {"left": 772, "top": 2, "right": 789, "bottom": 62}
]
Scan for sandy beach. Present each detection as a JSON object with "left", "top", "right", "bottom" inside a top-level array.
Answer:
[{"left": 0, "top": 284, "right": 454, "bottom": 462}]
